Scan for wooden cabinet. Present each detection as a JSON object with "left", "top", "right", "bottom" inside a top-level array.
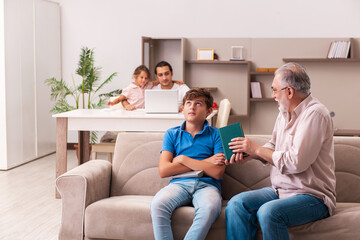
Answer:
[
  {"left": 283, "top": 57, "right": 360, "bottom": 136},
  {"left": 141, "top": 37, "right": 251, "bottom": 117},
  {"left": 141, "top": 36, "right": 360, "bottom": 135},
  {"left": 141, "top": 37, "right": 185, "bottom": 82},
  {"left": 283, "top": 58, "right": 360, "bottom": 62},
  {"left": 185, "top": 60, "right": 250, "bottom": 117},
  {"left": 249, "top": 71, "right": 276, "bottom": 102}
]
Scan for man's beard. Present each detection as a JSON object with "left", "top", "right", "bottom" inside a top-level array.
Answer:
[{"left": 276, "top": 94, "right": 290, "bottom": 113}]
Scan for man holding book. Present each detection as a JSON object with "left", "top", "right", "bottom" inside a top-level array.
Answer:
[
  {"left": 150, "top": 88, "right": 225, "bottom": 240},
  {"left": 225, "top": 62, "right": 336, "bottom": 240}
]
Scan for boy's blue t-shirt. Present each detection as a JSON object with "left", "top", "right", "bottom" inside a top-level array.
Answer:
[{"left": 161, "top": 120, "right": 224, "bottom": 191}]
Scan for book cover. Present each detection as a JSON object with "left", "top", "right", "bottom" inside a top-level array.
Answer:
[
  {"left": 219, "top": 123, "right": 246, "bottom": 160},
  {"left": 345, "top": 40, "right": 351, "bottom": 58},
  {"left": 327, "top": 41, "right": 335, "bottom": 58}
]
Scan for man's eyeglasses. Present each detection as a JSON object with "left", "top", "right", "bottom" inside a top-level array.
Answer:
[{"left": 271, "top": 86, "right": 288, "bottom": 94}]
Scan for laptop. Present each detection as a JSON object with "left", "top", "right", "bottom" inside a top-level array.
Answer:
[{"left": 145, "top": 89, "right": 179, "bottom": 113}]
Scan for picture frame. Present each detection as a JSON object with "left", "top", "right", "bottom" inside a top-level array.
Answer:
[{"left": 197, "top": 48, "right": 214, "bottom": 61}]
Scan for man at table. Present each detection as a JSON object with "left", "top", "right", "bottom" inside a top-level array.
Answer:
[
  {"left": 150, "top": 88, "right": 225, "bottom": 240},
  {"left": 152, "top": 61, "right": 190, "bottom": 109}
]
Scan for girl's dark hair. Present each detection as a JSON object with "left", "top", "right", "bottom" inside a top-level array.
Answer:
[{"left": 183, "top": 88, "right": 213, "bottom": 109}]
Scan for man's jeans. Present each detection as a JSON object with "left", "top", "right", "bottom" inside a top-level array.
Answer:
[
  {"left": 226, "top": 187, "right": 329, "bottom": 240},
  {"left": 150, "top": 179, "right": 222, "bottom": 240}
]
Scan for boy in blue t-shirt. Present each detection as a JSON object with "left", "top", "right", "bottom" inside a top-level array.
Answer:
[{"left": 150, "top": 88, "right": 225, "bottom": 240}]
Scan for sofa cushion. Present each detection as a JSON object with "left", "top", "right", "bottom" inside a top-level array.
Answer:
[
  {"left": 85, "top": 196, "right": 360, "bottom": 240},
  {"left": 288, "top": 202, "right": 360, "bottom": 239},
  {"left": 85, "top": 196, "right": 154, "bottom": 240},
  {"left": 84, "top": 195, "right": 226, "bottom": 240}
]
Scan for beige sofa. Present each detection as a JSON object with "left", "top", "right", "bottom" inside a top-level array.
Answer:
[{"left": 56, "top": 132, "right": 360, "bottom": 240}]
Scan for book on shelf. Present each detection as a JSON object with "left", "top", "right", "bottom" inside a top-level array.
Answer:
[
  {"left": 328, "top": 41, "right": 335, "bottom": 58},
  {"left": 250, "top": 82, "right": 262, "bottom": 98},
  {"left": 327, "top": 40, "right": 351, "bottom": 59}
]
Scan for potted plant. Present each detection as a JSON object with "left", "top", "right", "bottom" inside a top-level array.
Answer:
[{"left": 45, "top": 47, "right": 120, "bottom": 156}]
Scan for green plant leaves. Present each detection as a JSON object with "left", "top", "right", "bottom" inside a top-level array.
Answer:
[{"left": 45, "top": 46, "right": 119, "bottom": 144}]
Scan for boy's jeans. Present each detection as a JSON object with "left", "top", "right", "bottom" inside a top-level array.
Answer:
[
  {"left": 225, "top": 187, "right": 329, "bottom": 240},
  {"left": 150, "top": 179, "right": 222, "bottom": 240}
]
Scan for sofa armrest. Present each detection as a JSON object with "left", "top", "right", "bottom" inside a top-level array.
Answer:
[{"left": 56, "top": 160, "right": 112, "bottom": 240}]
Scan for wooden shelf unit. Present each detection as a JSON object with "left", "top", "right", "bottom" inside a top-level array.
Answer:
[
  {"left": 142, "top": 37, "right": 360, "bottom": 134},
  {"left": 185, "top": 60, "right": 250, "bottom": 117},
  {"left": 250, "top": 98, "right": 275, "bottom": 102},
  {"left": 191, "top": 87, "right": 217, "bottom": 92},
  {"left": 250, "top": 71, "right": 275, "bottom": 75},
  {"left": 283, "top": 58, "right": 360, "bottom": 62},
  {"left": 186, "top": 60, "right": 250, "bottom": 64},
  {"left": 249, "top": 69, "right": 277, "bottom": 101}
]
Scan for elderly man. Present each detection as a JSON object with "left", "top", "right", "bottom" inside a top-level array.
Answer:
[{"left": 225, "top": 62, "right": 336, "bottom": 240}]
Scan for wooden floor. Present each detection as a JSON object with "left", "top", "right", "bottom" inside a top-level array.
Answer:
[{"left": 0, "top": 150, "right": 103, "bottom": 240}]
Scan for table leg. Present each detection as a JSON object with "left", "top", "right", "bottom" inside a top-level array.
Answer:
[
  {"left": 78, "top": 131, "right": 90, "bottom": 164},
  {"left": 56, "top": 117, "right": 68, "bottom": 198}
]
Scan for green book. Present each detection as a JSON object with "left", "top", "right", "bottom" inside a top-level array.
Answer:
[{"left": 219, "top": 123, "right": 247, "bottom": 160}]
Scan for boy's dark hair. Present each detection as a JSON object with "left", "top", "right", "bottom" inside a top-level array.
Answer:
[
  {"left": 155, "top": 61, "right": 173, "bottom": 75},
  {"left": 133, "top": 65, "right": 151, "bottom": 79},
  {"left": 183, "top": 88, "right": 213, "bottom": 109}
]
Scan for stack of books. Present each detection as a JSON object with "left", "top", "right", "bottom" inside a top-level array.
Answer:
[{"left": 327, "top": 41, "right": 351, "bottom": 59}]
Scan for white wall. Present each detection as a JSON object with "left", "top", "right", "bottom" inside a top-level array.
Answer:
[
  {"left": 54, "top": 0, "right": 360, "bottom": 141},
  {"left": 56, "top": 0, "right": 360, "bottom": 90}
]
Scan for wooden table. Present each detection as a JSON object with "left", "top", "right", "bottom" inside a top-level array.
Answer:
[{"left": 53, "top": 109, "right": 217, "bottom": 197}]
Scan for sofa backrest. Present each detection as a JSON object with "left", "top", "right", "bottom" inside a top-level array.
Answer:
[
  {"left": 332, "top": 136, "right": 360, "bottom": 202},
  {"left": 111, "top": 132, "right": 168, "bottom": 196},
  {"left": 111, "top": 132, "right": 360, "bottom": 203}
]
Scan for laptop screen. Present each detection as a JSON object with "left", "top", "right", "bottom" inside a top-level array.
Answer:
[{"left": 145, "top": 90, "right": 179, "bottom": 113}]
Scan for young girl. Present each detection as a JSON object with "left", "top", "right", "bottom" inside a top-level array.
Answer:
[{"left": 107, "top": 65, "right": 156, "bottom": 110}]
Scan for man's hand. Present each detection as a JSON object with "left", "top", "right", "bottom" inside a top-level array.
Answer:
[
  {"left": 225, "top": 152, "right": 248, "bottom": 165},
  {"left": 203, "top": 153, "right": 225, "bottom": 166},
  {"left": 172, "top": 155, "right": 184, "bottom": 164},
  {"left": 229, "top": 137, "right": 260, "bottom": 155},
  {"left": 225, "top": 137, "right": 259, "bottom": 165},
  {"left": 173, "top": 80, "right": 184, "bottom": 85}
]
